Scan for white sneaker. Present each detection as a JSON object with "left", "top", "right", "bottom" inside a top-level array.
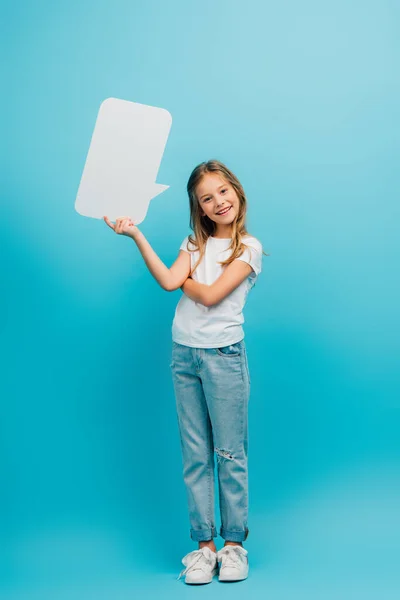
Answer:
[
  {"left": 217, "top": 545, "right": 249, "bottom": 581},
  {"left": 177, "top": 547, "right": 218, "bottom": 584}
]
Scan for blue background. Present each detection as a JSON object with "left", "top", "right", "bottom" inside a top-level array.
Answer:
[{"left": 2, "top": 0, "right": 399, "bottom": 598}]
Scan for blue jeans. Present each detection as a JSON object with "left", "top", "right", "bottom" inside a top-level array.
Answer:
[{"left": 170, "top": 339, "right": 250, "bottom": 542}]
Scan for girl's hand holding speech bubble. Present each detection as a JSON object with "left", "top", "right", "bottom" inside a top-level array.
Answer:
[{"left": 103, "top": 215, "right": 139, "bottom": 239}]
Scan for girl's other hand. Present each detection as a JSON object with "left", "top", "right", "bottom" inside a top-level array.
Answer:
[
  {"left": 103, "top": 216, "right": 139, "bottom": 238},
  {"left": 180, "top": 275, "right": 192, "bottom": 291}
]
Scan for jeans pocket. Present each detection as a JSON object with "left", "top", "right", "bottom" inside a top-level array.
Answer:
[
  {"left": 244, "top": 348, "right": 251, "bottom": 385},
  {"left": 170, "top": 342, "right": 178, "bottom": 369},
  {"left": 215, "top": 341, "right": 242, "bottom": 357}
]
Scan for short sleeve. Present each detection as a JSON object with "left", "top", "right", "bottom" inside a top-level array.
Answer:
[
  {"left": 235, "top": 238, "right": 263, "bottom": 276},
  {"left": 179, "top": 236, "right": 196, "bottom": 253},
  {"left": 180, "top": 236, "right": 189, "bottom": 253}
]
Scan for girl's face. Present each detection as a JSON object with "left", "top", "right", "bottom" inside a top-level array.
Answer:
[{"left": 196, "top": 173, "right": 240, "bottom": 226}]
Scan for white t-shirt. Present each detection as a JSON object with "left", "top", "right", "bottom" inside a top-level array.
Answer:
[{"left": 171, "top": 235, "right": 263, "bottom": 348}]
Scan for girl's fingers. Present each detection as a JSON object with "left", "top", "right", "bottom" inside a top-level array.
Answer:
[
  {"left": 103, "top": 215, "right": 133, "bottom": 234},
  {"left": 103, "top": 216, "right": 115, "bottom": 230},
  {"left": 117, "top": 217, "right": 125, "bottom": 234},
  {"left": 116, "top": 216, "right": 128, "bottom": 234},
  {"left": 118, "top": 218, "right": 126, "bottom": 233}
]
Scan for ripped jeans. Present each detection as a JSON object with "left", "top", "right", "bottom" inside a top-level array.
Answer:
[{"left": 170, "top": 339, "right": 250, "bottom": 542}]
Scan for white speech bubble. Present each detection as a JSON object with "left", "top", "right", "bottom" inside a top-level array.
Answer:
[{"left": 75, "top": 97, "right": 172, "bottom": 224}]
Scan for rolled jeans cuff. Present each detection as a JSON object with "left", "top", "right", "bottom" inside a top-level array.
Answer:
[
  {"left": 190, "top": 526, "right": 218, "bottom": 541},
  {"left": 219, "top": 526, "right": 249, "bottom": 542}
]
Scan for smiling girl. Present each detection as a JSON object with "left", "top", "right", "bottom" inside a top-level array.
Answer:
[{"left": 104, "top": 159, "right": 266, "bottom": 585}]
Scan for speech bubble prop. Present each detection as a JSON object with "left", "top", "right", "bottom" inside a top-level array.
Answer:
[{"left": 75, "top": 97, "right": 172, "bottom": 224}]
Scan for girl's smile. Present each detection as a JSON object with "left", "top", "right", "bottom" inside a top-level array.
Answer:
[{"left": 216, "top": 205, "right": 232, "bottom": 216}]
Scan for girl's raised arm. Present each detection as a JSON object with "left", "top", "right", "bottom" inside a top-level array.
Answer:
[{"left": 104, "top": 215, "right": 190, "bottom": 291}]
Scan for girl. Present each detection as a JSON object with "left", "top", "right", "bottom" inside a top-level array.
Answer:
[{"left": 104, "top": 159, "right": 265, "bottom": 585}]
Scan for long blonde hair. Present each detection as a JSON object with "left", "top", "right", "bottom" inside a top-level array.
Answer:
[{"left": 184, "top": 159, "right": 268, "bottom": 274}]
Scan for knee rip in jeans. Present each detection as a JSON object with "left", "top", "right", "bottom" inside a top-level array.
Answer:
[{"left": 215, "top": 447, "right": 234, "bottom": 464}]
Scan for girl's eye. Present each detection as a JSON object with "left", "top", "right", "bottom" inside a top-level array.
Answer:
[{"left": 203, "top": 189, "right": 227, "bottom": 201}]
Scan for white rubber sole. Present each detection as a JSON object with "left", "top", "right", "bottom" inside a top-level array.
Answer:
[
  {"left": 219, "top": 567, "right": 249, "bottom": 581},
  {"left": 185, "top": 566, "right": 218, "bottom": 584}
]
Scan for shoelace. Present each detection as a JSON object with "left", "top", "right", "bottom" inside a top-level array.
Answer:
[
  {"left": 218, "top": 546, "right": 245, "bottom": 570},
  {"left": 177, "top": 548, "right": 216, "bottom": 581}
]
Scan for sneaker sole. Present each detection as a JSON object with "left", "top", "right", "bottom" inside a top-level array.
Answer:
[
  {"left": 184, "top": 567, "right": 218, "bottom": 585},
  {"left": 219, "top": 569, "right": 249, "bottom": 582}
]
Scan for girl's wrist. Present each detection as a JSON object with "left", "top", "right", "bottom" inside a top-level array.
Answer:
[{"left": 130, "top": 228, "right": 143, "bottom": 243}]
